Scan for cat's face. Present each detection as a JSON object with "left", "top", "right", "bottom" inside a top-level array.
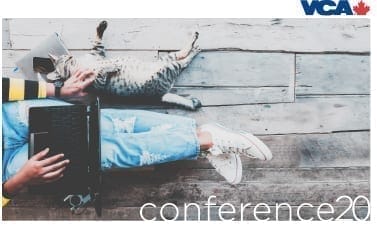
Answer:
[{"left": 46, "top": 54, "right": 79, "bottom": 81}]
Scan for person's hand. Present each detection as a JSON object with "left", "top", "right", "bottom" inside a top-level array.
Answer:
[
  {"left": 18, "top": 148, "right": 70, "bottom": 185},
  {"left": 3, "top": 148, "right": 70, "bottom": 198},
  {"left": 61, "top": 70, "right": 96, "bottom": 97},
  {"left": 46, "top": 70, "right": 96, "bottom": 98}
]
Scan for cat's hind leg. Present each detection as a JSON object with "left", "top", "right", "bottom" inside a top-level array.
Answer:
[
  {"left": 159, "top": 32, "right": 199, "bottom": 62},
  {"left": 175, "top": 32, "right": 199, "bottom": 60},
  {"left": 176, "top": 45, "right": 201, "bottom": 68},
  {"left": 161, "top": 93, "right": 202, "bottom": 110},
  {"left": 90, "top": 20, "right": 108, "bottom": 58}
]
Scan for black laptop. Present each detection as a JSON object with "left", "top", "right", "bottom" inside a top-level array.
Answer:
[{"left": 28, "top": 97, "right": 102, "bottom": 215}]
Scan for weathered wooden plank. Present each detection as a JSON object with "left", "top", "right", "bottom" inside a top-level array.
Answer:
[
  {"left": 100, "top": 96, "right": 369, "bottom": 134},
  {"left": 296, "top": 54, "right": 370, "bottom": 95},
  {"left": 8, "top": 19, "right": 64, "bottom": 50},
  {"left": 6, "top": 143, "right": 370, "bottom": 207},
  {"left": 246, "top": 132, "right": 370, "bottom": 167},
  {"left": 0, "top": 73, "right": 291, "bottom": 105},
  {"left": 3, "top": 50, "right": 295, "bottom": 104},
  {"left": 2, "top": 205, "right": 370, "bottom": 220},
  {"left": 2, "top": 18, "right": 11, "bottom": 49},
  {"left": 175, "top": 52, "right": 294, "bottom": 86},
  {"left": 165, "top": 96, "right": 369, "bottom": 135},
  {"left": 104, "top": 167, "right": 370, "bottom": 185},
  {"left": 163, "top": 132, "right": 370, "bottom": 169},
  {"left": 4, "top": 50, "right": 294, "bottom": 87},
  {"left": 2, "top": 50, "right": 158, "bottom": 68},
  {"left": 6, "top": 181, "right": 369, "bottom": 208},
  {"left": 2, "top": 50, "right": 158, "bottom": 81},
  {"left": 3, "top": 131, "right": 369, "bottom": 218},
  {"left": 99, "top": 181, "right": 370, "bottom": 207},
  {"left": 172, "top": 87, "right": 293, "bottom": 105},
  {"left": 8, "top": 19, "right": 370, "bottom": 52},
  {"left": 1, "top": 67, "right": 24, "bottom": 79}
]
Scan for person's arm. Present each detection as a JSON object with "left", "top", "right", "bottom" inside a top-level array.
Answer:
[
  {"left": 2, "top": 77, "right": 49, "bottom": 102},
  {"left": 2, "top": 148, "right": 70, "bottom": 207},
  {"left": 2, "top": 70, "right": 96, "bottom": 102},
  {"left": 2, "top": 196, "right": 10, "bottom": 207}
]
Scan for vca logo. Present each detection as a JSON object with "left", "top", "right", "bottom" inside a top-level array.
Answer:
[{"left": 301, "top": 0, "right": 370, "bottom": 15}]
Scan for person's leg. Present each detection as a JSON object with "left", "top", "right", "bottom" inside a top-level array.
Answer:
[
  {"left": 2, "top": 99, "right": 71, "bottom": 139},
  {"left": 2, "top": 125, "right": 239, "bottom": 186},
  {"left": 3, "top": 144, "right": 28, "bottom": 182},
  {"left": 2, "top": 127, "right": 212, "bottom": 179},
  {"left": 100, "top": 109, "right": 196, "bottom": 133},
  {"left": 101, "top": 127, "right": 201, "bottom": 170},
  {"left": 2, "top": 126, "right": 210, "bottom": 180},
  {"left": 2, "top": 99, "right": 72, "bottom": 156},
  {"left": 100, "top": 121, "right": 269, "bottom": 185},
  {"left": 99, "top": 109, "right": 217, "bottom": 170},
  {"left": 3, "top": 100, "right": 272, "bottom": 186},
  {"left": 99, "top": 108, "right": 272, "bottom": 163}
]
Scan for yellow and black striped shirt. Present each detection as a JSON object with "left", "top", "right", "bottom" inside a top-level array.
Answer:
[{"left": 2, "top": 77, "right": 47, "bottom": 102}]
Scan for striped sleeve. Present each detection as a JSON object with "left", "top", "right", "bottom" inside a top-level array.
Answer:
[
  {"left": 2, "top": 77, "right": 47, "bottom": 102},
  {"left": 2, "top": 197, "right": 10, "bottom": 207}
]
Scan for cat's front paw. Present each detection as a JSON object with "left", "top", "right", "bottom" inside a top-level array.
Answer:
[{"left": 191, "top": 97, "right": 202, "bottom": 110}]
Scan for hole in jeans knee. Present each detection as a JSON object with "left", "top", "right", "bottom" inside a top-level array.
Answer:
[{"left": 112, "top": 117, "right": 136, "bottom": 133}]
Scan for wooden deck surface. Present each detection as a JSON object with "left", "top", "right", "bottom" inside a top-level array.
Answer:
[{"left": 2, "top": 18, "right": 370, "bottom": 220}]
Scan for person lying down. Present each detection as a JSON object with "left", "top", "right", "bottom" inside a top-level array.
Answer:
[{"left": 2, "top": 73, "right": 272, "bottom": 207}]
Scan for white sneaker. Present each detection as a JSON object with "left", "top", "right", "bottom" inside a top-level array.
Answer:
[
  {"left": 206, "top": 150, "right": 242, "bottom": 185},
  {"left": 240, "top": 131, "right": 272, "bottom": 161},
  {"left": 200, "top": 123, "right": 272, "bottom": 160}
]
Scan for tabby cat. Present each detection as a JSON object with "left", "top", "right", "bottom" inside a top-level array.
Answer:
[{"left": 47, "top": 21, "right": 202, "bottom": 110}]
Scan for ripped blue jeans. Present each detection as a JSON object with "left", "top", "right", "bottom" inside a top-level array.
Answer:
[{"left": 2, "top": 99, "right": 200, "bottom": 182}]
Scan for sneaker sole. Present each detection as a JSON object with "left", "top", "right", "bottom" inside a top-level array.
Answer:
[
  {"left": 207, "top": 153, "right": 242, "bottom": 185},
  {"left": 233, "top": 153, "right": 242, "bottom": 184}
]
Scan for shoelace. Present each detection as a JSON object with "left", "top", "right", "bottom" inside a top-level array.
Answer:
[
  {"left": 215, "top": 138, "right": 258, "bottom": 159},
  {"left": 214, "top": 138, "right": 249, "bottom": 154}
]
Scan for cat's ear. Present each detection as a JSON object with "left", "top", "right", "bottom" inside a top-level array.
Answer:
[{"left": 48, "top": 53, "right": 59, "bottom": 64}]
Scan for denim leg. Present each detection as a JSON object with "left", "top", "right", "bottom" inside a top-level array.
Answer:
[
  {"left": 2, "top": 99, "right": 72, "bottom": 149},
  {"left": 3, "top": 144, "right": 28, "bottom": 182},
  {"left": 100, "top": 109, "right": 200, "bottom": 170},
  {"left": 4, "top": 127, "right": 201, "bottom": 179},
  {"left": 101, "top": 126, "right": 200, "bottom": 170},
  {"left": 101, "top": 109, "right": 197, "bottom": 133},
  {"left": 3, "top": 101, "right": 200, "bottom": 180}
]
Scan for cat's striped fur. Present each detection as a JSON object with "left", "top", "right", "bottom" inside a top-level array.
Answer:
[{"left": 47, "top": 21, "right": 202, "bottom": 110}]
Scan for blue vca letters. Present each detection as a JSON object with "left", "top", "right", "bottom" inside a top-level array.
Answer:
[{"left": 301, "top": 0, "right": 353, "bottom": 15}]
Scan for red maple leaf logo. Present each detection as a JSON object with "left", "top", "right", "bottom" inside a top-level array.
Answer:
[{"left": 353, "top": 0, "right": 370, "bottom": 15}]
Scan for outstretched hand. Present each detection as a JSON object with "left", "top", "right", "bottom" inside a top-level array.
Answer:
[
  {"left": 46, "top": 70, "right": 96, "bottom": 98},
  {"left": 61, "top": 70, "right": 96, "bottom": 97}
]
